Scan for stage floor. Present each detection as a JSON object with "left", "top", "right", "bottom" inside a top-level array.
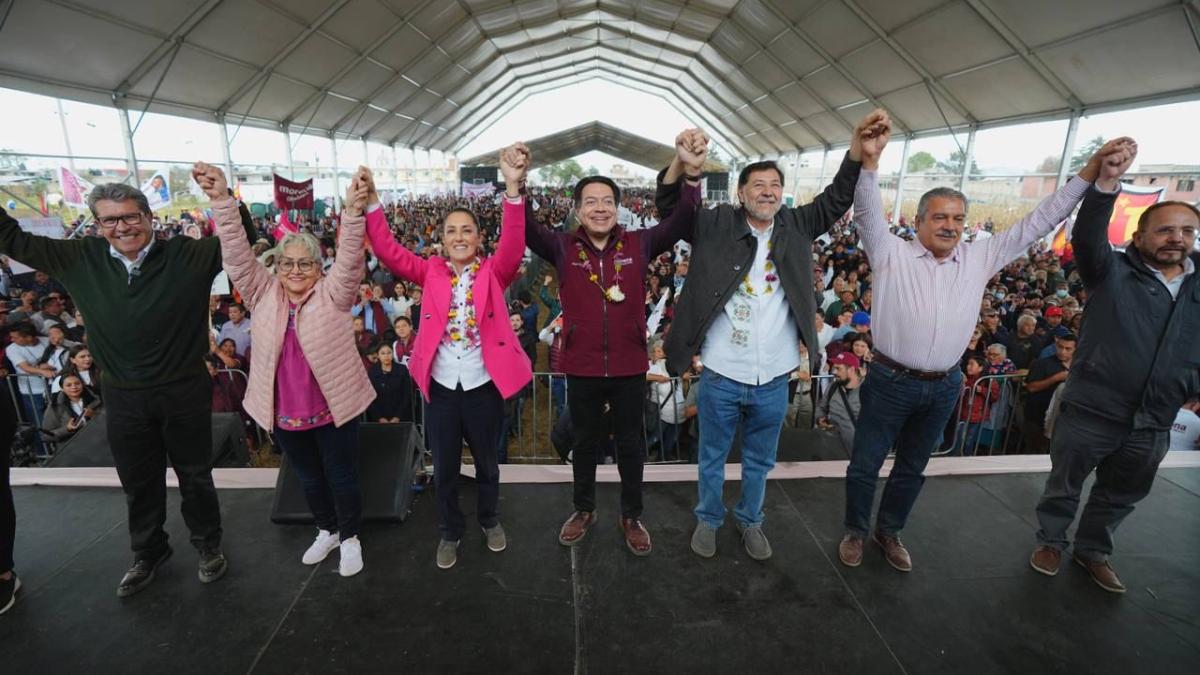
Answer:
[{"left": 2, "top": 469, "right": 1199, "bottom": 674}]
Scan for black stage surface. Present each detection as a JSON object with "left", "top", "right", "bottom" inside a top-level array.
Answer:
[{"left": 3, "top": 469, "right": 1199, "bottom": 674}]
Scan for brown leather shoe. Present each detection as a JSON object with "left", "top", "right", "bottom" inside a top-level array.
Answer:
[
  {"left": 1029, "top": 545, "right": 1062, "bottom": 577},
  {"left": 558, "top": 511, "right": 596, "bottom": 546},
  {"left": 619, "top": 517, "right": 652, "bottom": 557},
  {"left": 1073, "top": 554, "right": 1126, "bottom": 594},
  {"left": 838, "top": 534, "right": 863, "bottom": 567},
  {"left": 873, "top": 532, "right": 912, "bottom": 572}
]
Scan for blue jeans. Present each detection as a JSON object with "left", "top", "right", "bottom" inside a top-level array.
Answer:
[
  {"left": 274, "top": 419, "right": 363, "bottom": 541},
  {"left": 844, "top": 361, "right": 962, "bottom": 537},
  {"left": 957, "top": 422, "right": 983, "bottom": 457},
  {"left": 550, "top": 376, "right": 566, "bottom": 420},
  {"left": 20, "top": 393, "right": 48, "bottom": 456},
  {"left": 659, "top": 422, "right": 679, "bottom": 460},
  {"left": 695, "top": 369, "right": 789, "bottom": 529}
]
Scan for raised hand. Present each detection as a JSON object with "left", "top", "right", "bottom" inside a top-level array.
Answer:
[
  {"left": 357, "top": 165, "right": 379, "bottom": 206},
  {"left": 1095, "top": 138, "right": 1137, "bottom": 190},
  {"left": 344, "top": 176, "right": 369, "bottom": 216},
  {"left": 676, "top": 128, "right": 709, "bottom": 177},
  {"left": 850, "top": 109, "right": 891, "bottom": 169},
  {"left": 192, "top": 162, "right": 229, "bottom": 200},
  {"left": 500, "top": 142, "right": 530, "bottom": 196},
  {"left": 1079, "top": 136, "right": 1135, "bottom": 185}
]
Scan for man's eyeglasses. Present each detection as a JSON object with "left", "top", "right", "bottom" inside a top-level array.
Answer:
[
  {"left": 97, "top": 213, "right": 145, "bottom": 228},
  {"left": 277, "top": 258, "right": 318, "bottom": 273}
]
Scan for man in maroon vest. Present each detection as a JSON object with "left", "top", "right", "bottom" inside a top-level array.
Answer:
[{"left": 525, "top": 129, "right": 708, "bottom": 555}]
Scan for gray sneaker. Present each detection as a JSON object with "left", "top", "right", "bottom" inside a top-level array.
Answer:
[
  {"left": 436, "top": 539, "right": 460, "bottom": 570},
  {"left": 483, "top": 524, "right": 507, "bottom": 553},
  {"left": 690, "top": 522, "right": 717, "bottom": 558},
  {"left": 737, "top": 523, "right": 772, "bottom": 561}
]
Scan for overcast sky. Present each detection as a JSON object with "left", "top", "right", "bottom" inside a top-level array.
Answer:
[{"left": 3, "top": 83, "right": 1199, "bottom": 181}]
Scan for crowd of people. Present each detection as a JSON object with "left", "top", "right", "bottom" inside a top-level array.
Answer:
[{"left": 0, "top": 109, "right": 1197, "bottom": 618}]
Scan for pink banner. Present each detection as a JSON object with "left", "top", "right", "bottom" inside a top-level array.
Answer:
[
  {"left": 273, "top": 209, "right": 299, "bottom": 242},
  {"left": 59, "top": 167, "right": 94, "bottom": 208}
]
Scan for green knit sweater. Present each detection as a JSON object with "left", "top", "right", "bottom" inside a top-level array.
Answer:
[{"left": 0, "top": 206, "right": 256, "bottom": 389}]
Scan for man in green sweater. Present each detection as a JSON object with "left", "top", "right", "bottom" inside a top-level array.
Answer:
[{"left": 0, "top": 181, "right": 255, "bottom": 598}]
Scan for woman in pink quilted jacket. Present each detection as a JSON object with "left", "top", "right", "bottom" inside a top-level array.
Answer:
[
  {"left": 360, "top": 146, "right": 533, "bottom": 570},
  {"left": 196, "top": 162, "right": 376, "bottom": 579}
]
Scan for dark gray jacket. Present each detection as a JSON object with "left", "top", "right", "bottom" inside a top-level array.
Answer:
[
  {"left": 1060, "top": 185, "right": 1200, "bottom": 430},
  {"left": 817, "top": 380, "right": 861, "bottom": 451},
  {"left": 655, "top": 154, "right": 861, "bottom": 376}
]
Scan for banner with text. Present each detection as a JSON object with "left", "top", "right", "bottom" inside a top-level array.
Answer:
[
  {"left": 273, "top": 174, "right": 314, "bottom": 210},
  {"left": 461, "top": 181, "right": 495, "bottom": 198}
]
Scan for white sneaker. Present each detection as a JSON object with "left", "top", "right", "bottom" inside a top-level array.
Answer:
[
  {"left": 301, "top": 529, "right": 340, "bottom": 565},
  {"left": 339, "top": 536, "right": 364, "bottom": 577}
]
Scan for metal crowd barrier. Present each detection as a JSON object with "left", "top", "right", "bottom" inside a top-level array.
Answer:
[
  {"left": 214, "top": 368, "right": 268, "bottom": 450},
  {"left": 7, "top": 373, "right": 56, "bottom": 464},
  {"left": 939, "top": 372, "right": 1028, "bottom": 457},
  {"left": 498, "top": 372, "right": 693, "bottom": 464},
  {"left": 498, "top": 371, "right": 837, "bottom": 464},
  {"left": 644, "top": 375, "right": 689, "bottom": 465}
]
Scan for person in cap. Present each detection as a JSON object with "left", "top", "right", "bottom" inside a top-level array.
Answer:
[
  {"left": 817, "top": 351, "right": 865, "bottom": 453},
  {"left": 834, "top": 310, "right": 871, "bottom": 341}
]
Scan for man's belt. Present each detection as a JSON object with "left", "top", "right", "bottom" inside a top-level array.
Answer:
[{"left": 872, "top": 351, "right": 953, "bottom": 382}]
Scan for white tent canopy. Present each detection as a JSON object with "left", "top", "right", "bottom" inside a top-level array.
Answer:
[
  {"left": 459, "top": 120, "right": 728, "bottom": 172},
  {"left": 1, "top": 0, "right": 1198, "bottom": 161}
]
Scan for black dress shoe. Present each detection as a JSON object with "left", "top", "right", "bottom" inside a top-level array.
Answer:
[
  {"left": 198, "top": 549, "right": 228, "bottom": 584},
  {"left": 117, "top": 546, "right": 173, "bottom": 598}
]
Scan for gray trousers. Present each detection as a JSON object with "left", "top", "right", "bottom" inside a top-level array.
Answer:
[{"left": 1035, "top": 402, "right": 1169, "bottom": 561}]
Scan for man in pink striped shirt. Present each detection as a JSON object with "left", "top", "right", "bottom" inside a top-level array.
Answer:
[{"left": 837, "top": 114, "right": 1128, "bottom": 572}]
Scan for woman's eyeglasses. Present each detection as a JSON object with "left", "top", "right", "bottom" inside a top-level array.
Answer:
[{"left": 277, "top": 258, "right": 318, "bottom": 273}]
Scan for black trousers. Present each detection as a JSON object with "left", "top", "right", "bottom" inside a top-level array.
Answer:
[
  {"left": 1035, "top": 403, "right": 1170, "bottom": 560},
  {"left": 1, "top": 430, "right": 13, "bottom": 574},
  {"left": 426, "top": 380, "right": 503, "bottom": 541},
  {"left": 567, "top": 375, "right": 645, "bottom": 518},
  {"left": 1, "top": 385, "right": 15, "bottom": 573},
  {"left": 106, "top": 374, "right": 223, "bottom": 560}
]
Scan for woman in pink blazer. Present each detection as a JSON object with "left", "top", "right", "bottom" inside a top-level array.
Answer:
[
  {"left": 199, "top": 163, "right": 375, "bottom": 578},
  {"left": 361, "top": 146, "right": 533, "bottom": 570}
]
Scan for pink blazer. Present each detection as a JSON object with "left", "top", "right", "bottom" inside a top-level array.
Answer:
[
  {"left": 214, "top": 197, "right": 375, "bottom": 430},
  {"left": 365, "top": 199, "right": 532, "bottom": 401}
]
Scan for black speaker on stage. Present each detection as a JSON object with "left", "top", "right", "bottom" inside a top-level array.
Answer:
[
  {"left": 270, "top": 422, "right": 419, "bottom": 524},
  {"left": 211, "top": 412, "right": 251, "bottom": 467},
  {"left": 45, "top": 411, "right": 251, "bottom": 468}
]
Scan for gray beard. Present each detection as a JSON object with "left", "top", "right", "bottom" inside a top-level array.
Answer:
[{"left": 746, "top": 204, "right": 780, "bottom": 222}]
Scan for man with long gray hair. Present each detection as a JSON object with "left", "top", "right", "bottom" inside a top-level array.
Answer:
[
  {"left": 837, "top": 117, "right": 1134, "bottom": 574},
  {"left": 0, "top": 179, "right": 256, "bottom": 598}
]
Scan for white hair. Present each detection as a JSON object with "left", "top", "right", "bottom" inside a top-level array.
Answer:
[{"left": 273, "top": 232, "right": 322, "bottom": 262}]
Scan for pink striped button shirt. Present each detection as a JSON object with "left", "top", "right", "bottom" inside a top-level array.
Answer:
[{"left": 854, "top": 170, "right": 1090, "bottom": 372}]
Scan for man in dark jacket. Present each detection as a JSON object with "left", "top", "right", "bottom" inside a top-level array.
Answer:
[
  {"left": 526, "top": 129, "right": 706, "bottom": 556},
  {"left": 656, "top": 110, "right": 877, "bottom": 561},
  {"left": 1030, "top": 140, "right": 1200, "bottom": 594},
  {"left": 0, "top": 180, "right": 256, "bottom": 598}
]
